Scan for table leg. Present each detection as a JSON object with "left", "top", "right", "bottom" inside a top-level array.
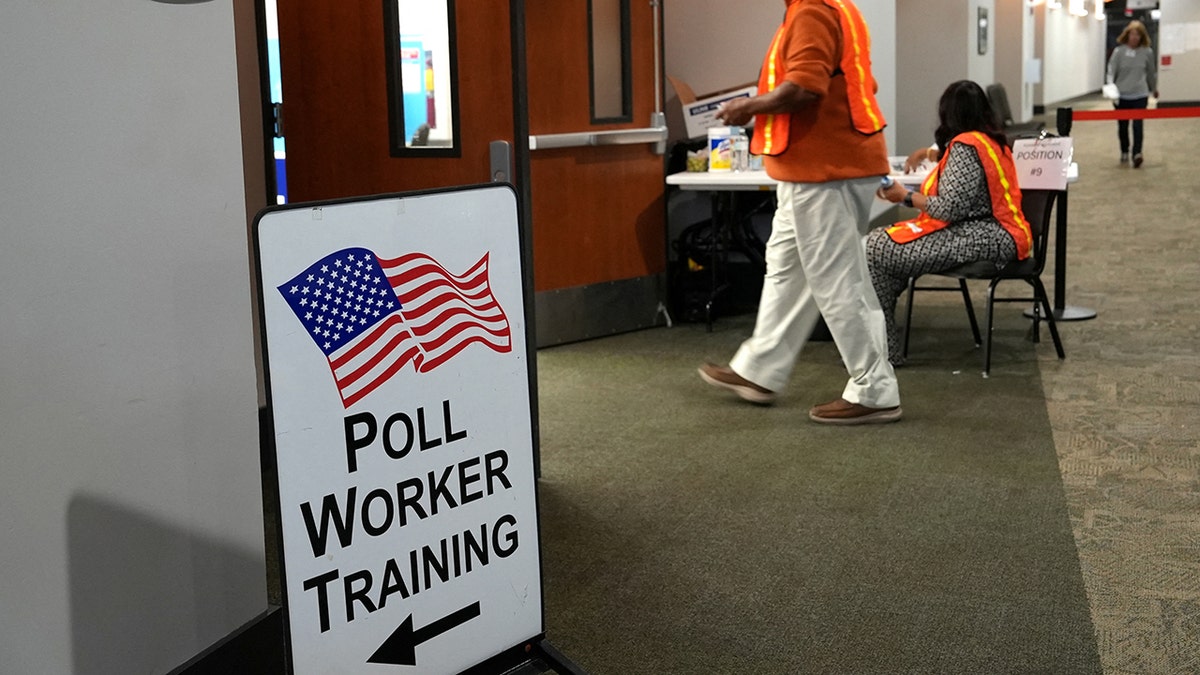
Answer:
[
  {"left": 1025, "top": 188, "right": 1096, "bottom": 322},
  {"left": 705, "top": 191, "right": 731, "bottom": 331}
]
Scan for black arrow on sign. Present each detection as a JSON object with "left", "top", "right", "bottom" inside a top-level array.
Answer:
[{"left": 367, "top": 601, "right": 482, "bottom": 666}]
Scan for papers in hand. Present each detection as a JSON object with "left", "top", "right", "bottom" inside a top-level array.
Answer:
[{"left": 887, "top": 156, "right": 932, "bottom": 190}]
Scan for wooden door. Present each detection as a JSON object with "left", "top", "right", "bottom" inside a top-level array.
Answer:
[
  {"left": 275, "top": 0, "right": 515, "bottom": 199},
  {"left": 522, "top": 0, "right": 668, "bottom": 344},
  {"left": 275, "top": 0, "right": 667, "bottom": 345}
]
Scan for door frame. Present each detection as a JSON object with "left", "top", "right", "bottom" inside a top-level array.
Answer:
[{"left": 512, "top": 0, "right": 671, "bottom": 348}]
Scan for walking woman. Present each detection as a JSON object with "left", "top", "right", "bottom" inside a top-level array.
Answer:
[{"left": 1107, "top": 20, "right": 1158, "bottom": 168}]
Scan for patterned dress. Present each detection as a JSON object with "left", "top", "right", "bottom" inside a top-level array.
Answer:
[{"left": 866, "top": 142, "right": 1018, "bottom": 364}]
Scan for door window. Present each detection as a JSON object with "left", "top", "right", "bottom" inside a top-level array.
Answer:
[
  {"left": 384, "top": 0, "right": 460, "bottom": 156},
  {"left": 589, "top": 0, "right": 631, "bottom": 123}
]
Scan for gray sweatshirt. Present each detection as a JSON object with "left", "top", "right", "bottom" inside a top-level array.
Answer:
[{"left": 1107, "top": 45, "right": 1157, "bottom": 99}]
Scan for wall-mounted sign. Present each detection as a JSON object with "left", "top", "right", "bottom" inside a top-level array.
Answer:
[{"left": 254, "top": 185, "right": 542, "bottom": 674}]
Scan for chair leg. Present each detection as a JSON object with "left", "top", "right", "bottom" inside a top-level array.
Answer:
[
  {"left": 1033, "top": 277, "right": 1066, "bottom": 359},
  {"left": 901, "top": 276, "right": 916, "bottom": 359},
  {"left": 1028, "top": 281, "right": 1042, "bottom": 344},
  {"left": 983, "top": 281, "right": 998, "bottom": 377},
  {"left": 958, "top": 279, "right": 982, "bottom": 347}
]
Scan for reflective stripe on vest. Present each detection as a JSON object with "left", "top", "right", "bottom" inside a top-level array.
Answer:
[
  {"left": 885, "top": 132, "right": 1034, "bottom": 260},
  {"left": 750, "top": 0, "right": 886, "bottom": 156},
  {"left": 826, "top": 0, "right": 885, "bottom": 134},
  {"left": 751, "top": 2, "right": 801, "bottom": 156}
]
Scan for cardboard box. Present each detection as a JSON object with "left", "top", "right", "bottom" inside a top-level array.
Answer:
[{"left": 669, "top": 75, "right": 757, "bottom": 140}]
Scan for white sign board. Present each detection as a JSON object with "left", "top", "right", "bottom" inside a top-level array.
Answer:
[
  {"left": 255, "top": 185, "right": 541, "bottom": 674},
  {"left": 1012, "top": 137, "right": 1073, "bottom": 191}
]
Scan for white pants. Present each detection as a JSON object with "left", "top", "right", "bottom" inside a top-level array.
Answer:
[{"left": 730, "top": 178, "right": 900, "bottom": 408}]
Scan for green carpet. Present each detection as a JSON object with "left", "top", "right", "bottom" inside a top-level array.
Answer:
[{"left": 534, "top": 311, "right": 1101, "bottom": 673}]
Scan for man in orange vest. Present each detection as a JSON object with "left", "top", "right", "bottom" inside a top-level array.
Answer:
[{"left": 698, "top": 0, "right": 901, "bottom": 425}]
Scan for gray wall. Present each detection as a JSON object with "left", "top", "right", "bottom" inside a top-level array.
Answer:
[
  {"left": 1160, "top": 0, "right": 1200, "bottom": 102},
  {"left": 663, "top": 2, "right": 782, "bottom": 120},
  {"left": 0, "top": 0, "right": 266, "bottom": 672},
  {"left": 969, "top": 0, "right": 997, "bottom": 89},
  {"left": 994, "top": 0, "right": 1032, "bottom": 123},
  {"left": 896, "top": 0, "right": 970, "bottom": 151}
]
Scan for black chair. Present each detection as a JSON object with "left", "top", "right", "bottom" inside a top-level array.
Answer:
[
  {"left": 900, "top": 188, "right": 1066, "bottom": 376},
  {"left": 410, "top": 123, "right": 431, "bottom": 146},
  {"left": 985, "top": 83, "right": 1045, "bottom": 142}
]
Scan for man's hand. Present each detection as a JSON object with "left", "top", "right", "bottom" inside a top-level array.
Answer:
[
  {"left": 715, "top": 82, "right": 814, "bottom": 127},
  {"left": 716, "top": 97, "right": 755, "bottom": 127}
]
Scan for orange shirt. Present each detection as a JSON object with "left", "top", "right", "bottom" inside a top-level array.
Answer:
[{"left": 761, "top": 0, "right": 888, "bottom": 184}]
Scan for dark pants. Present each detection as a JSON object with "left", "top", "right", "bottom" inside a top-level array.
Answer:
[{"left": 1115, "top": 96, "right": 1149, "bottom": 156}]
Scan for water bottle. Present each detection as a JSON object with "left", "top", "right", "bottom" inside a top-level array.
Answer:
[{"left": 880, "top": 175, "right": 896, "bottom": 189}]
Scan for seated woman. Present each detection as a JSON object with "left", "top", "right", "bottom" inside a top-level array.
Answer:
[{"left": 870, "top": 80, "right": 1033, "bottom": 365}]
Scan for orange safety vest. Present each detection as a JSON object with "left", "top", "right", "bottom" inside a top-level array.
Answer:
[
  {"left": 751, "top": 0, "right": 886, "bottom": 156},
  {"left": 885, "top": 132, "right": 1033, "bottom": 260}
]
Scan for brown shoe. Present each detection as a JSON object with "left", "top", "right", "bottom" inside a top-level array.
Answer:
[
  {"left": 808, "top": 398, "right": 902, "bottom": 425},
  {"left": 698, "top": 363, "right": 776, "bottom": 405},
  {"left": 1133, "top": 153, "right": 1144, "bottom": 168}
]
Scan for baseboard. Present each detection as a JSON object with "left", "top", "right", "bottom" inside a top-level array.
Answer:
[
  {"left": 534, "top": 273, "right": 667, "bottom": 347},
  {"left": 168, "top": 607, "right": 285, "bottom": 675},
  {"left": 1157, "top": 100, "right": 1200, "bottom": 108}
]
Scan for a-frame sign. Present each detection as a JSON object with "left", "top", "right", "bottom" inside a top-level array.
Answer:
[{"left": 253, "top": 184, "right": 580, "bottom": 674}]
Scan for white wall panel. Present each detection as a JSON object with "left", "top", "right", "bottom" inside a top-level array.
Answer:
[
  {"left": 1159, "top": 0, "right": 1200, "bottom": 102},
  {"left": 0, "top": 0, "right": 265, "bottom": 671},
  {"left": 1041, "top": 4, "right": 1107, "bottom": 104}
]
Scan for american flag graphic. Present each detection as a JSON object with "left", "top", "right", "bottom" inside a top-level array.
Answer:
[{"left": 278, "top": 247, "right": 512, "bottom": 408}]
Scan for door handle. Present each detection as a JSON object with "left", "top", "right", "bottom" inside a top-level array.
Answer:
[
  {"left": 489, "top": 140, "right": 513, "bottom": 183},
  {"left": 529, "top": 114, "right": 667, "bottom": 152}
]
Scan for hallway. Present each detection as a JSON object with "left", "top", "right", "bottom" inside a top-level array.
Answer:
[{"left": 533, "top": 94, "right": 1200, "bottom": 673}]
